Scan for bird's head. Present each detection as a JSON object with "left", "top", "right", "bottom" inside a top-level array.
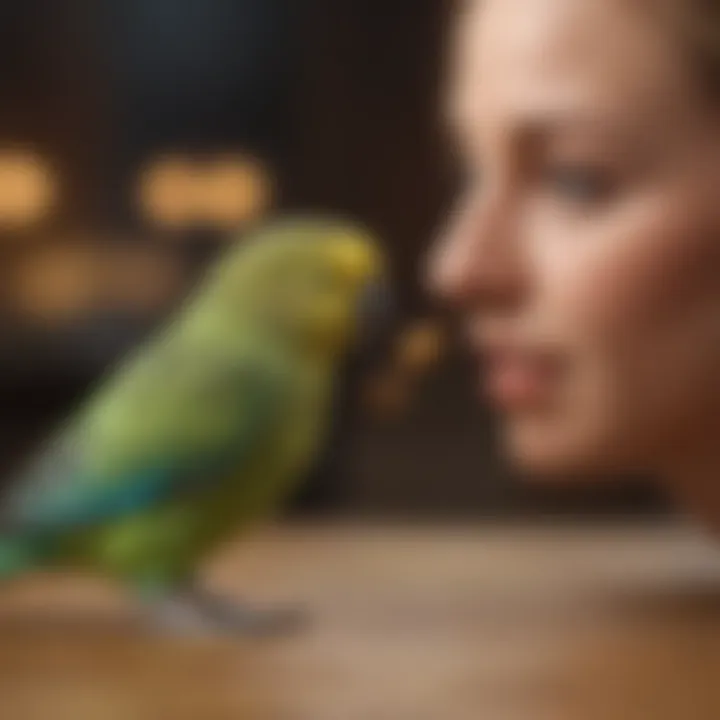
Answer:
[{"left": 207, "top": 216, "right": 393, "bottom": 359}]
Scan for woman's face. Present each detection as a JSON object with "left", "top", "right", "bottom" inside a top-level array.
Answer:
[{"left": 430, "top": 0, "right": 720, "bottom": 477}]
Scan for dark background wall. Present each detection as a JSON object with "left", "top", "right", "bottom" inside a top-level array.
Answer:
[{"left": 0, "top": 0, "right": 667, "bottom": 519}]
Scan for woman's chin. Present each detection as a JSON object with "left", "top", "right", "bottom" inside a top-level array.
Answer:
[{"left": 499, "top": 418, "right": 627, "bottom": 481}]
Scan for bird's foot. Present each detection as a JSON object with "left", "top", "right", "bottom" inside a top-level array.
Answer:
[{"left": 141, "top": 589, "right": 307, "bottom": 639}]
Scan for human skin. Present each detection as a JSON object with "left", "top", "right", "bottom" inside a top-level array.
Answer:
[{"left": 427, "top": 0, "right": 720, "bottom": 526}]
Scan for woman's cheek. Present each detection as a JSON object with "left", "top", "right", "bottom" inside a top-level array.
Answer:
[
  {"left": 534, "top": 194, "right": 720, "bottom": 451},
  {"left": 535, "top": 194, "right": 718, "bottom": 349}
]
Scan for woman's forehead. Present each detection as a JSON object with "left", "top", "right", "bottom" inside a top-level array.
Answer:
[{"left": 448, "top": 0, "right": 693, "bottom": 135}]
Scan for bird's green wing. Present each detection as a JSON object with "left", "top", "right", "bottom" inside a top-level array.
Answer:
[{"left": 0, "top": 347, "right": 285, "bottom": 535}]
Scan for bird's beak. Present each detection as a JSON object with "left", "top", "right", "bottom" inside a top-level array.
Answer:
[{"left": 356, "top": 276, "right": 396, "bottom": 351}]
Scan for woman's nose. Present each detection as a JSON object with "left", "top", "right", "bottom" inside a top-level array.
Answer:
[{"left": 426, "top": 193, "right": 527, "bottom": 309}]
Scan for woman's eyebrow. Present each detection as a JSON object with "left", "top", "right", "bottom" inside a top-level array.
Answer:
[{"left": 518, "top": 107, "right": 645, "bottom": 139}]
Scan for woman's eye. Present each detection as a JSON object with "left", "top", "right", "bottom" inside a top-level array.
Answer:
[{"left": 544, "top": 164, "right": 615, "bottom": 204}]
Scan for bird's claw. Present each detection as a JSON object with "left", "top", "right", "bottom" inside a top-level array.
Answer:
[{"left": 140, "top": 590, "right": 308, "bottom": 639}]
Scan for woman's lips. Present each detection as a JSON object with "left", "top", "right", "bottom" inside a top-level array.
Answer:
[{"left": 482, "top": 346, "right": 565, "bottom": 409}]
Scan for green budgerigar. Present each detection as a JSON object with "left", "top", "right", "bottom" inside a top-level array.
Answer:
[{"left": 0, "top": 216, "right": 389, "bottom": 635}]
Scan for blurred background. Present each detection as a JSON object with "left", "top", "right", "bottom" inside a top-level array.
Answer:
[
  {"left": 4, "top": 6, "right": 719, "bottom": 719},
  {"left": 0, "top": 0, "right": 669, "bottom": 521}
]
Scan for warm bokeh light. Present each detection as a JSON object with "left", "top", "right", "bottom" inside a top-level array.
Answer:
[
  {"left": 199, "top": 155, "right": 272, "bottom": 230},
  {"left": 0, "top": 148, "right": 56, "bottom": 231},
  {"left": 12, "top": 245, "right": 98, "bottom": 324},
  {"left": 100, "top": 245, "right": 185, "bottom": 313},
  {"left": 360, "top": 319, "right": 448, "bottom": 421},
  {"left": 8, "top": 240, "right": 188, "bottom": 326},
  {"left": 137, "top": 156, "right": 196, "bottom": 229},
  {"left": 137, "top": 153, "right": 272, "bottom": 232},
  {"left": 394, "top": 319, "right": 447, "bottom": 376}
]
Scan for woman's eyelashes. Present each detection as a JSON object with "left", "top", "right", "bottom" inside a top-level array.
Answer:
[
  {"left": 541, "top": 162, "right": 617, "bottom": 206},
  {"left": 451, "top": 145, "right": 620, "bottom": 210}
]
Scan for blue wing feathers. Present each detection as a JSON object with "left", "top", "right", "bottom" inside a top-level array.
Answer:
[{"left": 0, "top": 362, "right": 283, "bottom": 535}]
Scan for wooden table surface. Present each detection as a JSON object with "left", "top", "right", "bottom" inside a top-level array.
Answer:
[{"left": 0, "top": 521, "right": 719, "bottom": 720}]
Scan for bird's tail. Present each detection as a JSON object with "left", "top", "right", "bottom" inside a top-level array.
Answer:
[{"left": 0, "top": 534, "right": 37, "bottom": 582}]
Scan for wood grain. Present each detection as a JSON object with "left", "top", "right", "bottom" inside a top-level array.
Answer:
[{"left": 0, "top": 521, "right": 718, "bottom": 720}]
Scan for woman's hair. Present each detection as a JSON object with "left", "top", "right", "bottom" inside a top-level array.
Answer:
[{"left": 667, "top": 0, "right": 720, "bottom": 98}]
